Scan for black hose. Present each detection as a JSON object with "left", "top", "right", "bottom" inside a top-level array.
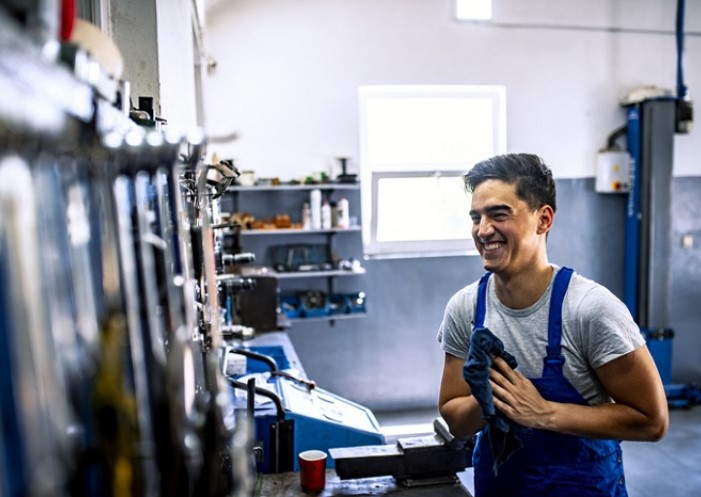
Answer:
[
  {"left": 230, "top": 348, "right": 278, "bottom": 372},
  {"left": 226, "top": 377, "right": 285, "bottom": 423},
  {"left": 676, "top": 0, "right": 687, "bottom": 99},
  {"left": 606, "top": 124, "right": 628, "bottom": 151}
]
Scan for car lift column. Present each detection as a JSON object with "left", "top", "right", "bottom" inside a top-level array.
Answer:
[
  {"left": 624, "top": 98, "right": 701, "bottom": 406},
  {"left": 624, "top": 98, "right": 675, "bottom": 338}
]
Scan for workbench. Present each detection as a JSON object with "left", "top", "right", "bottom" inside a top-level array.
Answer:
[
  {"left": 257, "top": 469, "right": 474, "bottom": 496},
  {"left": 234, "top": 332, "right": 474, "bottom": 495}
]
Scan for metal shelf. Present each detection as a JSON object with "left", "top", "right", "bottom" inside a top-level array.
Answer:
[
  {"left": 275, "top": 268, "right": 366, "bottom": 279},
  {"left": 227, "top": 181, "right": 365, "bottom": 327},
  {"left": 228, "top": 183, "right": 359, "bottom": 192},
  {"left": 285, "top": 312, "right": 367, "bottom": 324},
  {"left": 239, "top": 226, "right": 361, "bottom": 236}
]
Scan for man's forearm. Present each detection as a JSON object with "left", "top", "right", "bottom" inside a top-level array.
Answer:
[
  {"left": 489, "top": 351, "right": 669, "bottom": 442},
  {"left": 536, "top": 401, "right": 668, "bottom": 442},
  {"left": 439, "top": 395, "right": 486, "bottom": 439}
]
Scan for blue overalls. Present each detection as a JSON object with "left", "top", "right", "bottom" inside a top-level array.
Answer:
[{"left": 472, "top": 268, "right": 628, "bottom": 497}]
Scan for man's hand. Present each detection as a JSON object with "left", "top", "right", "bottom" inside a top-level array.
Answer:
[
  {"left": 489, "top": 356, "right": 554, "bottom": 429},
  {"left": 488, "top": 349, "right": 668, "bottom": 441}
]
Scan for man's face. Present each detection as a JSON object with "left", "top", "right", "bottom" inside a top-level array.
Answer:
[{"left": 469, "top": 179, "right": 548, "bottom": 276}]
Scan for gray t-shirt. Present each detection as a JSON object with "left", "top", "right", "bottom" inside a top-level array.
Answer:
[{"left": 437, "top": 266, "right": 645, "bottom": 405}]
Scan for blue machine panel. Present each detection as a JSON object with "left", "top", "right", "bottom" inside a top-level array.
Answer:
[
  {"left": 248, "top": 376, "right": 385, "bottom": 473},
  {"left": 246, "top": 345, "right": 290, "bottom": 373},
  {"left": 280, "top": 379, "right": 384, "bottom": 468}
]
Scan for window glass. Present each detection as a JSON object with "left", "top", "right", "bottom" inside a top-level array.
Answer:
[
  {"left": 456, "top": 0, "right": 492, "bottom": 21},
  {"left": 376, "top": 175, "right": 470, "bottom": 242},
  {"left": 359, "top": 85, "right": 506, "bottom": 258}
]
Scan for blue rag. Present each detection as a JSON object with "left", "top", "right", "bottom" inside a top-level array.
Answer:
[{"left": 463, "top": 327, "right": 522, "bottom": 474}]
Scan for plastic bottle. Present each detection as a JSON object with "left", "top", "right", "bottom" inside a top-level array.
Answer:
[
  {"left": 321, "top": 200, "right": 332, "bottom": 229},
  {"left": 336, "top": 197, "right": 350, "bottom": 229},
  {"left": 302, "top": 202, "right": 311, "bottom": 229},
  {"left": 310, "top": 189, "right": 321, "bottom": 230},
  {"left": 330, "top": 201, "right": 338, "bottom": 228}
]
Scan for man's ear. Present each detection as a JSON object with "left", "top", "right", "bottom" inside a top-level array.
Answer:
[{"left": 536, "top": 205, "right": 555, "bottom": 235}]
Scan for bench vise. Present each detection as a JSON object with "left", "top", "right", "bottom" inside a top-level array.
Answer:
[{"left": 329, "top": 418, "right": 474, "bottom": 487}]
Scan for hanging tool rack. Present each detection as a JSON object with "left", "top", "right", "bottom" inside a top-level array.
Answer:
[{"left": 0, "top": 8, "right": 255, "bottom": 497}]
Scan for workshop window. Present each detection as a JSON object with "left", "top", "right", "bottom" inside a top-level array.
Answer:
[
  {"left": 456, "top": 0, "right": 492, "bottom": 21},
  {"left": 358, "top": 85, "right": 506, "bottom": 258}
]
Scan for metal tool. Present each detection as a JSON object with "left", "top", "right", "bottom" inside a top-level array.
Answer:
[
  {"left": 89, "top": 153, "right": 151, "bottom": 497},
  {"left": 0, "top": 155, "right": 73, "bottom": 497},
  {"left": 113, "top": 174, "right": 162, "bottom": 497},
  {"left": 179, "top": 132, "right": 259, "bottom": 497}
]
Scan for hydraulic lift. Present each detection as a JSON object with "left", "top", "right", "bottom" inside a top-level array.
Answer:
[
  {"left": 598, "top": 0, "right": 701, "bottom": 408},
  {"left": 621, "top": 95, "right": 701, "bottom": 408}
]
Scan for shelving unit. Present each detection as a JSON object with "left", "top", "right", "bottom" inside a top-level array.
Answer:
[
  {"left": 239, "top": 226, "right": 361, "bottom": 236},
  {"left": 228, "top": 184, "right": 361, "bottom": 192},
  {"left": 222, "top": 182, "right": 366, "bottom": 325},
  {"left": 275, "top": 268, "right": 366, "bottom": 279},
  {"left": 286, "top": 313, "right": 365, "bottom": 324}
]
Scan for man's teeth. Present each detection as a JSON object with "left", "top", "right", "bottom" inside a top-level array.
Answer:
[{"left": 484, "top": 242, "right": 503, "bottom": 250}]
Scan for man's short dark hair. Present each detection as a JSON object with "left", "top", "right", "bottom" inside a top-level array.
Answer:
[{"left": 463, "top": 153, "right": 557, "bottom": 213}]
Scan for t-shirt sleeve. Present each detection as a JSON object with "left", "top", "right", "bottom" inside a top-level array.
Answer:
[
  {"left": 436, "top": 286, "right": 474, "bottom": 359},
  {"left": 575, "top": 284, "right": 646, "bottom": 369}
]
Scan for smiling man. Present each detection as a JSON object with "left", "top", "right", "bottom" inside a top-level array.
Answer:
[{"left": 437, "top": 153, "right": 668, "bottom": 497}]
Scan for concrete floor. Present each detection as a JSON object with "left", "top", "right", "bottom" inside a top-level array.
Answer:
[
  {"left": 622, "top": 408, "right": 701, "bottom": 497},
  {"left": 375, "top": 407, "right": 701, "bottom": 497}
]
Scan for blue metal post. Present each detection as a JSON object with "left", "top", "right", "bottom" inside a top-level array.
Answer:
[{"left": 623, "top": 105, "right": 641, "bottom": 320}]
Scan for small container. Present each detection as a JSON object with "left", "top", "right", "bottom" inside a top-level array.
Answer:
[
  {"left": 238, "top": 170, "right": 256, "bottom": 186},
  {"left": 302, "top": 202, "right": 311, "bottom": 229},
  {"left": 336, "top": 197, "right": 350, "bottom": 229},
  {"left": 321, "top": 201, "right": 332, "bottom": 229},
  {"left": 310, "top": 189, "right": 321, "bottom": 230},
  {"left": 330, "top": 201, "right": 338, "bottom": 228},
  {"left": 299, "top": 450, "right": 327, "bottom": 492}
]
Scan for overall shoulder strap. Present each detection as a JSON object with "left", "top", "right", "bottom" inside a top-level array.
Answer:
[
  {"left": 474, "top": 272, "right": 492, "bottom": 329},
  {"left": 543, "top": 267, "right": 575, "bottom": 375}
]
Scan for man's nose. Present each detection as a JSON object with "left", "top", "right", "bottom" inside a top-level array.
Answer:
[{"left": 476, "top": 217, "right": 494, "bottom": 239}]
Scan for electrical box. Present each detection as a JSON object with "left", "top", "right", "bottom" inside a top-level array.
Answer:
[{"left": 595, "top": 151, "right": 632, "bottom": 193}]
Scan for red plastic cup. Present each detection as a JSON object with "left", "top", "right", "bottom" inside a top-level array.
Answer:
[{"left": 298, "top": 449, "right": 327, "bottom": 493}]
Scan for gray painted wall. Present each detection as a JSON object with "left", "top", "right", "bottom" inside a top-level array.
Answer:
[
  {"left": 670, "top": 177, "right": 701, "bottom": 384},
  {"left": 109, "top": 0, "right": 198, "bottom": 132}
]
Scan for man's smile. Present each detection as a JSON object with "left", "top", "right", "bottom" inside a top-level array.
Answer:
[{"left": 482, "top": 241, "right": 505, "bottom": 251}]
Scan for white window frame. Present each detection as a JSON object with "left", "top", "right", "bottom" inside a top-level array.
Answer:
[{"left": 359, "top": 85, "right": 507, "bottom": 258}]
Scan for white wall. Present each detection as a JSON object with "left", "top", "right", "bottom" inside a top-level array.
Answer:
[
  {"left": 157, "top": 0, "right": 198, "bottom": 133},
  {"left": 202, "top": 0, "right": 701, "bottom": 179},
  {"left": 110, "top": 0, "right": 198, "bottom": 133},
  {"left": 110, "top": 0, "right": 160, "bottom": 109}
]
